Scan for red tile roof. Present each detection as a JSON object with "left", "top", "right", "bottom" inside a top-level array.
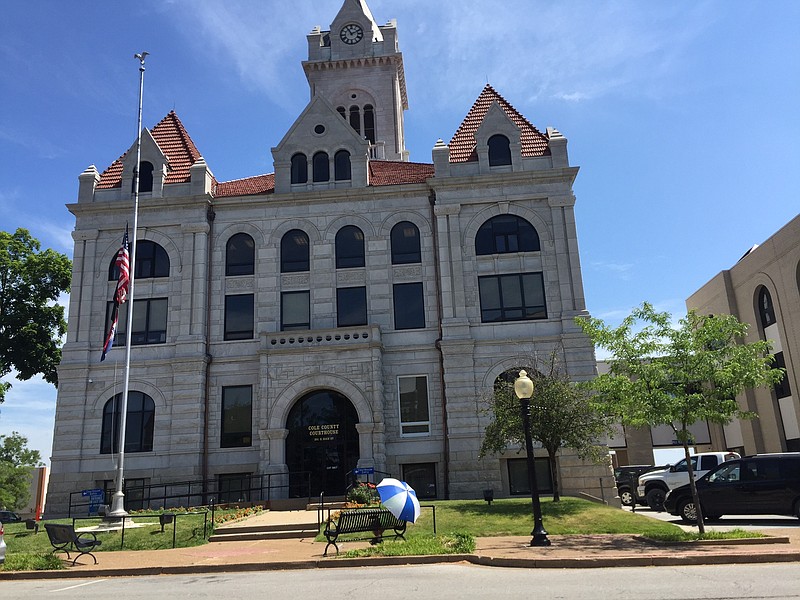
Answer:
[
  {"left": 448, "top": 84, "right": 550, "bottom": 163},
  {"left": 215, "top": 174, "right": 275, "bottom": 197},
  {"left": 96, "top": 111, "right": 204, "bottom": 189},
  {"left": 368, "top": 160, "right": 434, "bottom": 185}
]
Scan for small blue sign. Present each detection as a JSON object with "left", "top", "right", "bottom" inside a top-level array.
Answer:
[
  {"left": 82, "top": 488, "right": 105, "bottom": 514},
  {"left": 353, "top": 467, "right": 374, "bottom": 475}
]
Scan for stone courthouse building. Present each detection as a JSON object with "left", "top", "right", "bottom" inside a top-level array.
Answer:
[{"left": 46, "top": 0, "right": 609, "bottom": 515}]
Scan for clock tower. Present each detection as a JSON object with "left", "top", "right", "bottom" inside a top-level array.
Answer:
[{"left": 304, "top": 0, "right": 409, "bottom": 161}]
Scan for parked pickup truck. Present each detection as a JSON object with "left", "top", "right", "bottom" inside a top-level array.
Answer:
[{"left": 637, "top": 451, "right": 740, "bottom": 510}]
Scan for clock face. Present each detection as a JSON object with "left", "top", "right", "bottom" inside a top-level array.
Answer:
[{"left": 340, "top": 23, "right": 364, "bottom": 45}]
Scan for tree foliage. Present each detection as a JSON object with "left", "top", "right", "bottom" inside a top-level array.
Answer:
[
  {"left": 0, "top": 431, "right": 43, "bottom": 510},
  {"left": 479, "top": 349, "right": 613, "bottom": 501},
  {"left": 0, "top": 228, "right": 72, "bottom": 402},
  {"left": 577, "top": 302, "right": 784, "bottom": 531}
]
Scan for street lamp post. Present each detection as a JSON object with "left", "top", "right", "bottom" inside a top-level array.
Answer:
[{"left": 514, "top": 369, "right": 551, "bottom": 547}]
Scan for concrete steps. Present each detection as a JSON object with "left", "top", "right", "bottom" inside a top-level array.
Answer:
[{"left": 210, "top": 521, "right": 321, "bottom": 542}]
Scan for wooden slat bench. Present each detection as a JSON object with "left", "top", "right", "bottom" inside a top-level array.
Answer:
[
  {"left": 44, "top": 523, "right": 102, "bottom": 565},
  {"left": 323, "top": 508, "right": 407, "bottom": 556}
]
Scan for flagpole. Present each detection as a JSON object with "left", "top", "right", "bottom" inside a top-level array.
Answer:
[{"left": 109, "top": 51, "right": 148, "bottom": 519}]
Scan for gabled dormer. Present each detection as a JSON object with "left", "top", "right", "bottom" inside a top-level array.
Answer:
[
  {"left": 271, "top": 94, "right": 370, "bottom": 195},
  {"left": 434, "top": 84, "right": 567, "bottom": 178},
  {"left": 84, "top": 111, "right": 214, "bottom": 203},
  {"left": 120, "top": 128, "right": 168, "bottom": 197}
]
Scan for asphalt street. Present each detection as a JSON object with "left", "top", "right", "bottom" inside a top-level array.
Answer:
[{"left": 625, "top": 505, "right": 800, "bottom": 531}]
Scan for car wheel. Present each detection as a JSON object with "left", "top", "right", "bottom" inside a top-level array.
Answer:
[
  {"left": 646, "top": 488, "right": 666, "bottom": 511},
  {"left": 678, "top": 498, "right": 698, "bottom": 523},
  {"left": 619, "top": 488, "right": 635, "bottom": 507}
]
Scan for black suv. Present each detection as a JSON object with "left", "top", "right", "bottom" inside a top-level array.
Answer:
[
  {"left": 0, "top": 511, "right": 21, "bottom": 524},
  {"left": 664, "top": 453, "right": 800, "bottom": 523},
  {"left": 615, "top": 465, "right": 662, "bottom": 507}
]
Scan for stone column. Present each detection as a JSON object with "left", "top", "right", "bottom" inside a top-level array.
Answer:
[{"left": 355, "top": 422, "right": 375, "bottom": 468}]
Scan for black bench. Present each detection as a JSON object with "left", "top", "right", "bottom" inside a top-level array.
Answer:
[
  {"left": 44, "top": 523, "right": 102, "bottom": 565},
  {"left": 323, "top": 508, "right": 407, "bottom": 556}
]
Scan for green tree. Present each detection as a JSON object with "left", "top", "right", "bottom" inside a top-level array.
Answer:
[
  {"left": 480, "top": 350, "right": 613, "bottom": 501},
  {"left": 577, "top": 302, "right": 783, "bottom": 532},
  {"left": 0, "top": 228, "right": 72, "bottom": 403},
  {"left": 0, "top": 431, "right": 43, "bottom": 510}
]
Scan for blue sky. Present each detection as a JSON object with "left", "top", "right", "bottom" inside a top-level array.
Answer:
[{"left": 1, "top": 0, "right": 798, "bottom": 462}]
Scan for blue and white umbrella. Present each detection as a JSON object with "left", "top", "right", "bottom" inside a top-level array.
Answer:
[{"left": 376, "top": 478, "right": 421, "bottom": 523}]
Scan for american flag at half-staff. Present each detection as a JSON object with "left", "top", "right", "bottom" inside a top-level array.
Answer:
[{"left": 101, "top": 228, "right": 130, "bottom": 361}]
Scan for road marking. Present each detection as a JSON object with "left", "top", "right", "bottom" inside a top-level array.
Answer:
[{"left": 52, "top": 579, "right": 108, "bottom": 592}]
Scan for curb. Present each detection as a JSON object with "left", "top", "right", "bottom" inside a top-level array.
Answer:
[{"left": 3, "top": 548, "right": 800, "bottom": 579}]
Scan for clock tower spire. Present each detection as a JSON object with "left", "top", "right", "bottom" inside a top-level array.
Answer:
[{"left": 303, "top": 0, "right": 409, "bottom": 161}]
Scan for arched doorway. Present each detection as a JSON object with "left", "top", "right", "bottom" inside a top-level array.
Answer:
[{"left": 285, "top": 389, "right": 360, "bottom": 497}]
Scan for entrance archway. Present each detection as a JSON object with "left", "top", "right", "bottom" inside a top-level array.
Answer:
[{"left": 285, "top": 389, "right": 360, "bottom": 497}]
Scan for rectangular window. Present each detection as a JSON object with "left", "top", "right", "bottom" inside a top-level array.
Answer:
[
  {"left": 107, "top": 298, "right": 168, "bottom": 346},
  {"left": 281, "top": 291, "right": 310, "bottom": 331},
  {"left": 337, "top": 286, "right": 367, "bottom": 327},
  {"left": 507, "top": 458, "right": 553, "bottom": 495},
  {"left": 102, "top": 478, "right": 149, "bottom": 511},
  {"left": 773, "top": 352, "right": 792, "bottom": 399},
  {"left": 393, "top": 282, "right": 425, "bottom": 330},
  {"left": 478, "top": 273, "right": 546, "bottom": 323},
  {"left": 221, "top": 386, "right": 252, "bottom": 448},
  {"left": 224, "top": 294, "right": 254, "bottom": 340},
  {"left": 399, "top": 375, "right": 430, "bottom": 436},
  {"left": 402, "top": 463, "right": 437, "bottom": 499}
]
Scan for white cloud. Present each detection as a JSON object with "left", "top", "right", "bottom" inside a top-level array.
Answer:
[{"left": 0, "top": 374, "right": 57, "bottom": 465}]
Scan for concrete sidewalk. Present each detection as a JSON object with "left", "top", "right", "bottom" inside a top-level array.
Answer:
[{"left": 2, "top": 511, "right": 800, "bottom": 579}]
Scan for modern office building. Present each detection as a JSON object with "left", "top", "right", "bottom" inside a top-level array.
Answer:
[
  {"left": 45, "top": 0, "right": 610, "bottom": 516},
  {"left": 687, "top": 214, "right": 800, "bottom": 455}
]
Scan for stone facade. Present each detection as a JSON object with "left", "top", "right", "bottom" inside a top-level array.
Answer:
[{"left": 45, "top": 0, "right": 613, "bottom": 516}]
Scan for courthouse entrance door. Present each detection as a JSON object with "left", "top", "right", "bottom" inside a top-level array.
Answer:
[{"left": 285, "top": 389, "right": 360, "bottom": 497}]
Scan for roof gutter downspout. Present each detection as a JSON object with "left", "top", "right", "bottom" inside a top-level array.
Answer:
[
  {"left": 202, "top": 203, "right": 215, "bottom": 499},
  {"left": 429, "top": 188, "right": 450, "bottom": 499}
]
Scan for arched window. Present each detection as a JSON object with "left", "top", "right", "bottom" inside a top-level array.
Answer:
[
  {"left": 475, "top": 215, "right": 540, "bottom": 255},
  {"left": 133, "top": 161, "right": 154, "bottom": 193},
  {"left": 337, "top": 106, "right": 347, "bottom": 119},
  {"left": 757, "top": 287, "right": 776, "bottom": 328},
  {"left": 108, "top": 240, "right": 169, "bottom": 280},
  {"left": 313, "top": 151, "right": 329, "bottom": 182},
  {"left": 391, "top": 221, "right": 421, "bottom": 264},
  {"left": 291, "top": 153, "right": 308, "bottom": 184},
  {"left": 363, "top": 105, "right": 375, "bottom": 143},
  {"left": 334, "top": 150, "right": 351, "bottom": 181},
  {"left": 336, "top": 226, "right": 365, "bottom": 268},
  {"left": 281, "top": 229, "right": 310, "bottom": 273},
  {"left": 488, "top": 135, "right": 512, "bottom": 167},
  {"left": 100, "top": 391, "right": 155, "bottom": 454},
  {"left": 226, "top": 233, "right": 255, "bottom": 276},
  {"left": 349, "top": 106, "right": 361, "bottom": 135}
]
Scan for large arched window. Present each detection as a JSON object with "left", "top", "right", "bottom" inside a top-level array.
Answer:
[
  {"left": 488, "top": 135, "right": 512, "bottom": 166},
  {"left": 226, "top": 233, "right": 255, "bottom": 276},
  {"left": 313, "top": 151, "right": 329, "bottom": 182},
  {"left": 335, "top": 226, "right": 365, "bottom": 268},
  {"left": 100, "top": 391, "right": 155, "bottom": 454},
  {"left": 281, "top": 229, "right": 310, "bottom": 273},
  {"left": 391, "top": 221, "right": 421, "bottom": 264},
  {"left": 108, "top": 240, "right": 169, "bottom": 280},
  {"left": 349, "top": 106, "right": 361, "bottom": 135},
  {"left": 757, "top": 287, "right": 776, "bottom": 328},
  {"left": 475, "top": 215, "right": 540, "bottom": 255},
  {"left": 291, "top": 153, "right": 308, "bottom": 184},
  {"left": 334, "top": 150, "right": 351, "bottom": 181}
]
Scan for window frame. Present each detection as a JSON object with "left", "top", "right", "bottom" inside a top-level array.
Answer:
[
  {"left": 393, "top": 282, "right": 425, "bottom": 330},
  {"left": 478, "top": 272, "right": 546, "bottom": 323},
  {"left": 336, "top": 286, "right": 367, "bottom": 327},
  {"left": 100, "top": 391, "right": 155, "bottom": 454},
  {"left": 109, "top": 240, "right": 169, "bottom": 280},
  {"left": 390, "top": 221, "right": 421, "bottom": 265},
  {"left": 335, "top": 225, "right": 365, "bottom": 268},
  {"left": 280, "top": 229, "right": 310, "bottom": 273},
  {"left": 281, "top": 290, "right": 311, "bottom": 331},
  {"left": 398, "top": 375, "right": 431, "bottom": 437},
  {"left": 225, "top": 233, "right": 255, "bottom": 276},
  {"left": 221, "top": 385, "right": 253, "bottom": 448},
  {"left": 106, "top": 297, "right": 168, "bottom": 346},
  {"left": 290, "top": 153, "right": 308, "bottom": 184},
  {"left": 487, "top": 134, "right": 512, "bottom": 167},
  {"left": 312, "top": 151, "right": 329, "bottom": 182},
  {"left": 224, "top": 294, "right": 254, "bottom": 341},
  {"left": 475, "top": 215, "right": 540, "bottom": 256},
  {"left": 334, "top": 149, "right": 352, "bottom": 181}
]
